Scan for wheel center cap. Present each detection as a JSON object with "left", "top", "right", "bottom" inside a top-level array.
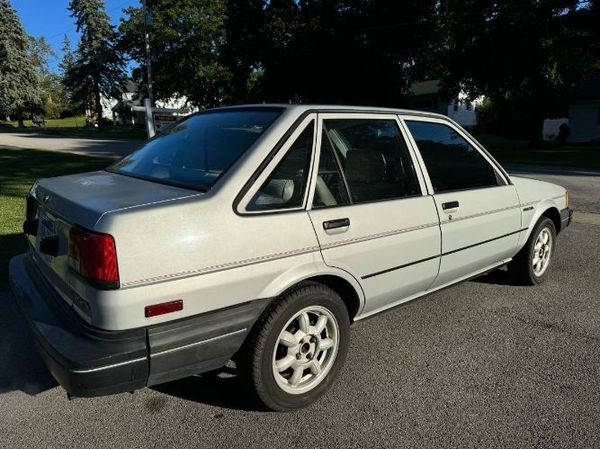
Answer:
[{"left": 300, "top": 342, "right": 310, "bottom": 354}]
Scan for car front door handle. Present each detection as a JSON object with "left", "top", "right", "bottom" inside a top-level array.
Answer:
[
  {"left": 323, "top": 218, "right": 350, "bottom": 230},
  {"left": 442, "top": 201, "right": 460, "bottom": 210}
]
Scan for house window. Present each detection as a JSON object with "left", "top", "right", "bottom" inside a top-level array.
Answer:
[
  {"left": 453, "top": 100, "right": 458, "bottom": 112},
  {"left": 466, "top": 101, "right": 472, "bottom": 111}
]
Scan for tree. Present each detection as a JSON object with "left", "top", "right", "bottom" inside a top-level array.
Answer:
[
  {"left": 118, "top": 0, "right": 437, "bottom": 107},
  {"left": 115, "top": 0, "right": 599, "bottom": 133},
  {"left": 0, "top": 0, "right": 41, "bottom": 125},
  {"left": 221, "top": 0, "right": 265, "bottom": 103},
  {"left": 59, "top": 35, "right": 83, "bottom": 116},
  {"left": 119, "top": 0, "right": 231, "bottom": 109},
  {"left": 437, "top": 0, "right": 600, "bottom": 140},
  {"left": 64, "top": 0, "right": 125, "bottom": 126},
  {"left": 59, "top": 35, "right": 75, "bottom": 78},
  {"left": 258, "top": 0, "right": 438, "bottom": 105},
  {"left": 27, "top": 36, "right": 72, "bottom": 119},
  {"left": 28, "top": 36, "right": 53, "bottom": 77}
]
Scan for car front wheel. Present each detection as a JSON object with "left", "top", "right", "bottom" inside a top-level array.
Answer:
[
  {"left": 508, "top": 217, "right": 556, "bottom": 285},
  {"left": 239, "top": 282, "right": 350, "bottom": 411}
]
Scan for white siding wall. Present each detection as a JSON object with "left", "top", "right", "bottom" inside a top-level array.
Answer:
[
  {"left": 101, "top": 96, "right": 118, "bottom": 119},
  {"left": 446, "top": 94, "right": 484, "bottom": 127},
  {"left": 542, "top": 118, "right": 568, "bottom": 141},
  {"left": 568, "top": 101, "right": 600, "bottom": 143}
]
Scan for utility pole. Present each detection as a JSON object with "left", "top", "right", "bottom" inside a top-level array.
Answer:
[{"left": 141, "top": 0, "right": 155, "bottom": 138}]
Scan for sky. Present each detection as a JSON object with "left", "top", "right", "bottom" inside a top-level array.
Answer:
[{"left": 11, "top": 0, "right": 139, "bottom": 72}]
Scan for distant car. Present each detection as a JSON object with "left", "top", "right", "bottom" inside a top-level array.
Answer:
[{"left": 10, "top": 105, "right": 572, "bottom": 411}]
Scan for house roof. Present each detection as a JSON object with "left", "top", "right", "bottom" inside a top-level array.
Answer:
[
  {"left": 408, "top": 80, "right": 441, "bottom": 96},
  {"left": 111, "top": 97, "right": 142, "bottom": 112}
]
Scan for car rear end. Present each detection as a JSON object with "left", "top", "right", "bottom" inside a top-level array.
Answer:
[
  {"left": 9, "top": 106, "right": 286, "bottom": 397},
  {"left": 10, "top": 172, "right": 216, "bottom": 396}
]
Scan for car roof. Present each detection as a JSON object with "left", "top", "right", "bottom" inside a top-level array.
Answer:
[{"left": 208, "top": 103, "right": 449, "bottom": 121}]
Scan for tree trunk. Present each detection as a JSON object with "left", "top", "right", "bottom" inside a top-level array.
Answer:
[{"left": 16, "top": 110, "right": 25, "bottom": 128}]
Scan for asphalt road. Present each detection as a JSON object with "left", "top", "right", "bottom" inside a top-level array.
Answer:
[
  {"left": 0, "top": 132, "right": 142, "bottom": 158},
  {"left": 1, "top": 171, "right": 599, "bottom": 449}
]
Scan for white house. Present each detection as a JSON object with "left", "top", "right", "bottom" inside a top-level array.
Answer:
[
  {"left": 98, "top": 80, "right": 195, "bottom": 126},
  {"left": 568, "top": 78, "right": 600, "bottom": 143},
  {"left": 542, "top": 118, "right": 569, "bottom": 142},
  {"left": 406, "top": 80, "right": 484, "bottom": 128}
]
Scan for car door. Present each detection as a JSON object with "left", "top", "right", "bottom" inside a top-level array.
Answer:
[
  {"left": 307, "top": 113, "right": 441, "bottom": 316},
  {"left": 401, "top": 116, "right": 523, "bottom": 288}
]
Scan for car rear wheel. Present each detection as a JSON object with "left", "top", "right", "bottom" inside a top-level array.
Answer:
[
  {"left": 508, "top": 217, "right": 556, "bottom": 285},
  {"left": 239, "top": 282, "right": 350, "bottom": 411}
]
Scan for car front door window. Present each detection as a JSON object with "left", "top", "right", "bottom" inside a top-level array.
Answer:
[{"left": 405, "top": 120, "right": 501, "bottom": 193}]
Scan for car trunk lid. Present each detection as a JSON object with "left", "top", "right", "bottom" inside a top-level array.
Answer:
[
  {"left": 26, "top": 171, "right": 201, "bottom": 321},
  {"left": 32, "top": 170, "right": 200, "bottom": 229}
]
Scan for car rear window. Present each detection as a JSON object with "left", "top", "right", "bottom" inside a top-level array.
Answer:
[{"left": 109, "top": 108, "right": 283, "bottom": 190}]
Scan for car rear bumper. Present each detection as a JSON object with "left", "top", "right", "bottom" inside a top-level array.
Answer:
[
  {"left": 560, "top": 207, "right": 573, "bottom": 233},
  {"left": 9, "top": 253, "right": 269, "bottom": 397}
]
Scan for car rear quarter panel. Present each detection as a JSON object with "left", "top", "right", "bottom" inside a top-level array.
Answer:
[{"left": 91, "top": 197, "right": 323, "bottom": 330}]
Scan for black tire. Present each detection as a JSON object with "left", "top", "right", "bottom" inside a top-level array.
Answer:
[
  {"left": 238, "top": 281, "right": 350, "bottom": 411},
  {"left": 507, "top": 217, "right": 556, "bottom": 285}
]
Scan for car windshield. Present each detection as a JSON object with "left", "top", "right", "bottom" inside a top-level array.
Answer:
[{"left": 108, "top": 108, "right": 283, "bottom": 191}]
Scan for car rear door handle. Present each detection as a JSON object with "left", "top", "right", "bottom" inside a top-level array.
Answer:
[
  {"left": 323, "top": 218, "right": 350, "bottom": 230},
  {"left": 442, "top": 201, "right": 459, "bottom": 210}
]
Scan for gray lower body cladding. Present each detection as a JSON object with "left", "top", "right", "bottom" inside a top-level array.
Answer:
[{"left": 9, "top": 253, "right": 270, "bottom": 397}]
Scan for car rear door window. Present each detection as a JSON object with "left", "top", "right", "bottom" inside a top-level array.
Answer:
[
  {"left": 319, "top": 119, "right": 421, "bottom": 204},
  {"left": 405, "top": 121, "right": 500, "bottom": 192},
  {"left": 247, "top": 121, "right": 315, "bottom": 211}
]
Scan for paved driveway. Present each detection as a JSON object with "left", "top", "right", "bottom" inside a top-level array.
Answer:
[
  {"left": 0, "top": 132, "right": 143, "bottom": 158},
  {"left": 1, "top": 169, "right": 599, "bottom": 449}
]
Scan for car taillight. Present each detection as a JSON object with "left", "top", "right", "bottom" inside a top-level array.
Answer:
[{"left": 69, "top": 226, "right": 119, "bottom": 289}]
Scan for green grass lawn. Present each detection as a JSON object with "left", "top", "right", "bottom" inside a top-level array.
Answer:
[
  {"left": 0, "top": 147, "right": 111, "bottom": 290},
  {"left": 474, "top": 133, "right": 600, "bottom": 169},
  {"left": 0, "top": 116, "right": 146, "bottom": 140},
  {"left": 6, "top": 116, "right": 89, "bottom": 128}
]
